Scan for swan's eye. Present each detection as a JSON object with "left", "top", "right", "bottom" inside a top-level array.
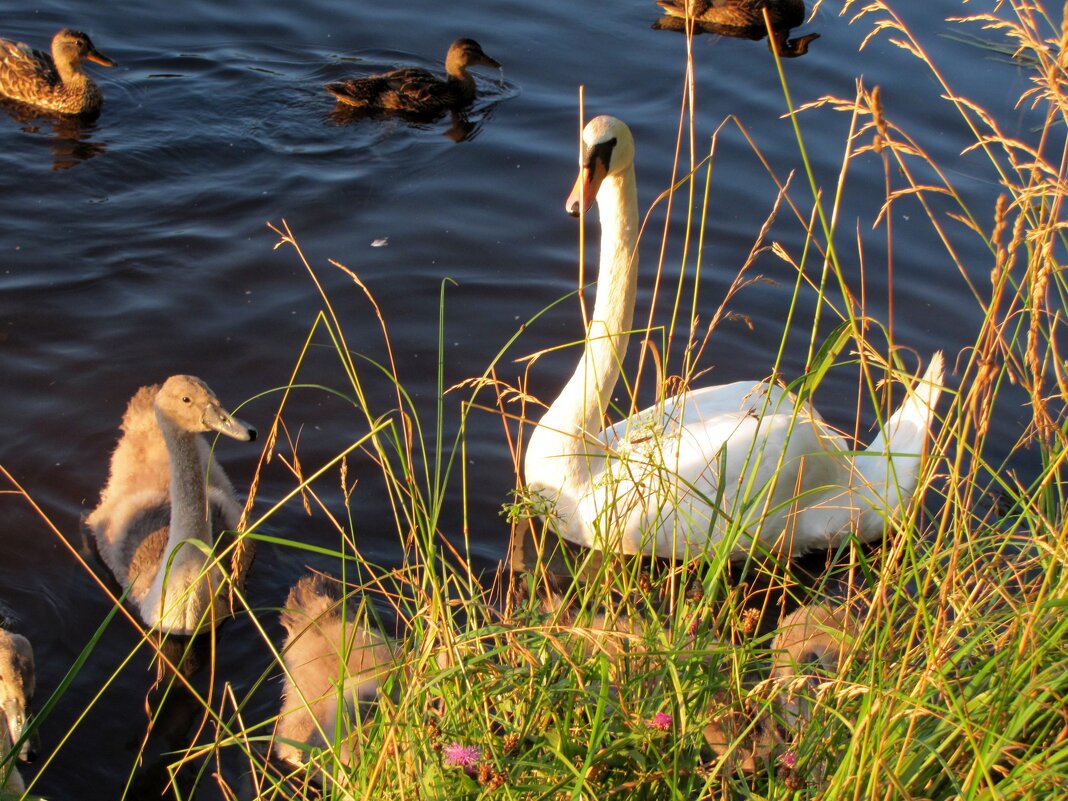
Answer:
[
  {"left": 181, "top": 396, "right": 191, "bottom": 404},
  {"left": 585, "top": 137, "right": 617, "bottom": 171}
]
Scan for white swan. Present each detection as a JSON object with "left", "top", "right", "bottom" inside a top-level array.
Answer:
[
  {"left": 524, "top": 115, "right": 944, "bottom": 560},
  {"left": 0, "top": 627, "right": 35, "bottom": 796},
  {"left": 86, "top": 375, "right": 256, "bottom": 635},
  {"left": 275, "top": 574, "right": 395, "bottom": 770}
]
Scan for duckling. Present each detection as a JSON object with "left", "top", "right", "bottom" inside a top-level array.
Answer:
[
  {"left": 0, "top": 627, "right": 36, "bottom": 796},
  {"left": 275, "top": 574, "right": 395, "bottom": 769},
  {"left": 0, "top": 28, "right": 114, "bottom": 114},
  {"left": 325, "top": 38, "right": 499, "bottom": 117},
  {"left": 86, "top": 376, "right": 256, "bottom": 635}
]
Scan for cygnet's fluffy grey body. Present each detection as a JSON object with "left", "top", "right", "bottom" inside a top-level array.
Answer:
[
  {"left": 275, "top": 574, "right": 394, "bottom": 769},
  {"left": 0, "top": 627, "right": 36, "bottom": 795},
  {"left": 86, "top": 375, "right": 255, "bottom": 635}
]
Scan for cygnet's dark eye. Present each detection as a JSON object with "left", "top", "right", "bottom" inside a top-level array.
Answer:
[{"left": 181, "top": 396, "right": 191, "bottom": 404}]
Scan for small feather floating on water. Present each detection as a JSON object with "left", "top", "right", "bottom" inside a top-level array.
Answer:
[{"left": 371, "top": 237, "right": 389, "bottom": 248}]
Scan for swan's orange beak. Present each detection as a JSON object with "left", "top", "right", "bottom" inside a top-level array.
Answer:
[{"left": 566, "top": 158, "right": 608, "bottom": 218}]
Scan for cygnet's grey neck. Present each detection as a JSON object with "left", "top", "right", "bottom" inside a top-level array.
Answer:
[{"left": 157, "top": 412, "right": 212, "bottom": 547}]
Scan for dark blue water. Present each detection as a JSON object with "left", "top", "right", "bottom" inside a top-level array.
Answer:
[{"left": 0, "top": 0, "right": 1050, "bottom": 797}]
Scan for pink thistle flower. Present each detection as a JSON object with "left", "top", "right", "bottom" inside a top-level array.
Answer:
[
  {"left": 443, "top": 742, "right": 482, "bottom": 769},
  {"left": 646, "top": 712, "right": 672, "bottom": 731},
  {"left": 780, "top": 749, "right": 797, "bottom": 769}
]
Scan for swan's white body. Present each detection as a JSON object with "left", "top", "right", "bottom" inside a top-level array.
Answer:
[
  {"left": 276, "top": 574, "right": 394, "bottom": 771},
  {"left": 524, "top": 116, "right": 944, "bottom": 559},
  {"left": 86, "top": 376, "right": 255, "bottom": 635},
  {"left": 0, "top": 628, "right": 35, "bottom": 795}
]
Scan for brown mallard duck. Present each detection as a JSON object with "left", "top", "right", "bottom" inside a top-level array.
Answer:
[
  {"left": 656, "top": 0, "right": 806, "bottom": 32},
  {"left": 325, "top": 38, "right": 500, "bottom": 116},
  {"left": 0, "top": 29, "right": 114, "bottom": 114},
  {"left": 653, "top": 15, "right": 819, "bottom": 56},
  {"left": 653, "top": 0, "right": 818, "bottom": 57}
]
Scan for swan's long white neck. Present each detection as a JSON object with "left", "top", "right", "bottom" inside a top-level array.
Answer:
[{"left": 526, "top": 163, "right": 639, "bottom": 499}]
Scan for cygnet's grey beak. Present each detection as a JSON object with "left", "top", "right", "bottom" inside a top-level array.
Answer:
[{"left": 204, "top": 404, "right": 256, "bottom": 442}]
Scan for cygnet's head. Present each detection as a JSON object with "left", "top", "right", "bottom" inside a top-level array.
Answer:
[{"left": 154, "top": 375, "right": 256, "bottom": 441}]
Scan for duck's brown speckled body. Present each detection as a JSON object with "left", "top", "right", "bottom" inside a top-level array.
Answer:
[
  {"left": 325, "top": 38, "right": 499, "bottom": 117},
  {"left": 0, "top": 29, "right": 114, "bottom": 114},
  {"left": 656, "top": 0, "right": 806, "bottom": 32},
  {"left": 653, "top": 0, "right": 818, "bottom": 57}
]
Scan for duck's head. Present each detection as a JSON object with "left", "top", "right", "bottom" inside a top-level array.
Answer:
[
  {"left": 0, "top": 629, "right": 37, "bottom": 763},
  {"left": 155, "top": 375, "right": 256, "bottom": 442},
  {"left": 566, "top": 115, "right": 635, "bottom": 217},
  {"left": 52, "top": 29, "right": 115, "bottom": 68},
  {"left": 445, "top": 38, "right": 501, "bottom": 73},
  {"left": 774, "top": 32, "right": 820, "bottom": 58}
]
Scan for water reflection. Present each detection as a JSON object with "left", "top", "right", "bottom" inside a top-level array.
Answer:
[
  {"left": 126, "top": 656, "right": 204, "bottom": 801},
  {"left": 0, "top": 98, "right": 108, "bottom": 170},
  {"left": 327, "top": 101, "right": 498, "bottom": 143},
  {"left": 651, "top": 0, "right": 820, "bottom": 58}
]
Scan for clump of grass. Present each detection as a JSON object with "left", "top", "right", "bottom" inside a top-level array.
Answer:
[{"left": 2, "top": 2, "right": 1067, "bottom": 799}]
